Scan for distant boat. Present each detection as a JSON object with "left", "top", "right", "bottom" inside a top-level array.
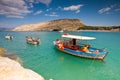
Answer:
[
  {"left": 59, "top": 30, "right": 64, "bottom": 32},
  {"left": 53, "top": 33, "right": 108, "bottom": 61},
  {"left": 5, "top": 35, "right": 13, "bottom": 40},
  {"left": 26, "top": 36, "right": 40, "bottom": 45}
]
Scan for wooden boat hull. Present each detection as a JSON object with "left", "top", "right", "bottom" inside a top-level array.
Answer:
[
  {"left": 55, "top": 45, "right": 108, "bottom": 60},
  {"left": 26, "top": 41, "right": 39, "bottom": 45},
  {"left": 26, "top": 36, "right": 40, "bottom": 45}
]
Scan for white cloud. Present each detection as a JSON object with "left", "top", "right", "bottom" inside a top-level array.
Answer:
[
  {"left": 0, "top": 0, "right": 53, "bottom": 18},
  {"left": 26, "top": 0, "right": 52, "bottom": 6},
  {"left": 34, "top": 10, "right": 42, "bottom": 15},
  {"left": 7, "top": 15, "right": 24, "bottom": 18},
  {"left": 63, "top": 4, "right": 83, "bottom": 13},
  {"left": 64, "top": 4, "right": 83, "bottom": 11},
  {"left": 28, "top": 0, "right": 34, "bottom": 3},
  {"left": 0, "top": 0, "right": 31, "bottom": 18},
  {"left": 114, "top": 4, "right": 120, "bottom": 12},
  {"left": 115, "top": 8, "right": 120, "bottom": 11},
  {"left": 29, "top": 3, "right": 34, "bottom": 8},
  {"left": 98, "top": 7, "right": 111, "bottom": 14},
  {"left": 46, "top": 8, "right": 52, "bottom": 11},
  {"left": 45, "top": 12, "right": 58, "bottom": 17},
  {"left": 76, "top": 10, "right": 80, "bottom": 13},
  {"left": 56, "top": 6, "right": 62, "bottom": 10},
  {"left": 98, "top": 4, "right": 120, "bottom": 14},
  {"left": 37, "top": 0, "right": 52, "bottom": 6}
]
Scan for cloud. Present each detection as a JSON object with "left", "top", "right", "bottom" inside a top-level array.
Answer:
[
  {"left": 115, "top": 8, "right": 120, "bottom": 11},
  {"left": 56, "top": 6, "right": 62, "bottom": 10},
  {"left": 29, "top": 3, "right": 34, "bottom": 8},
  {"left": 63, "top": 4, "right": 83, "bottom": 13},
  {"left": 26, "top": 0, "right": 52, "bottom": 6},
  {"left": 0, "top": 0, "right": 53, "bottom": 18},
  {"left": 98, "top": 7, "right": 111, "bottom": 14},
  {"left": 33, "top": 10, "right": 42, "bottom": 15},
  {"left": 76, "top": 10, "right": 80, "bottom": 13},
  {"left": 0, "top": 0, "right": 31, "bottom": 18},
  {"left": 37, "top": 0, "right": 52, "bottom": 6},
  {"left": 46, "top": 8, "right": 52, "bottom": 11},
  {"left": 114, "top": 4, "right": 120, "bottom": 12},
  {"left": 45, "top": 12, "right": 58, "bottom": 17},
  {"left": 98, "top": 4, "right": 120, "bottom": 14}
]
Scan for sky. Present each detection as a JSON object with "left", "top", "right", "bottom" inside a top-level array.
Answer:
[{"left": 0, "top": 0, "right": 120, "bottom": 28}]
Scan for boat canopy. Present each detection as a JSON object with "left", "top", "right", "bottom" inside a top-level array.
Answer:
[{"left": 62, "top": 34, "right": 96, "bottom": 40}]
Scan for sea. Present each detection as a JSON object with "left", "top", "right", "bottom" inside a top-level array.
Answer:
[{"left": 0, "top": 31, "right": 120, "bottom": 80}]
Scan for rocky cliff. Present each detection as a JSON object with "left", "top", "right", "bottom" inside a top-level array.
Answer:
[{"left": 12, "top": 19, "right": 86, "bottom": 31}]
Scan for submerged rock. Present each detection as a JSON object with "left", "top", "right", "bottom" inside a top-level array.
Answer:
[
  {"left": 0, "top": 48, "right": 22, "bottom": 64},
  {"left": 0, "top": 48, "right": 6, "bottom": 55},
  {"left": 0, "top": 56, "right": 44, "bottom": 80},
  {"left": 2, "top": 53, "right": 22, "bottom": 64}
]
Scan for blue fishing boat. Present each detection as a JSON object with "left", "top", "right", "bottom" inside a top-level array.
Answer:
[{"left": 53, "top": 33, "right": 108, "bottom": 60}]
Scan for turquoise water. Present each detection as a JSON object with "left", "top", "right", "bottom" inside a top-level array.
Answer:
[{"left": 0, "top": 31, "right": 120, "bottom": 80}]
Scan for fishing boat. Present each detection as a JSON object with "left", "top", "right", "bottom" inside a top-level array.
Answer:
[
  {"left": 5, "top": 35, "right": 13, "bottom": 40},
  {"left": 59, "top": 30, "right": 64, "bottom": 32},
  {"left": 26, "top": 36, "right": 40, "bottom": 45},
  {"left": 53, "top": 33, "right": 108, "bottom": 61}
]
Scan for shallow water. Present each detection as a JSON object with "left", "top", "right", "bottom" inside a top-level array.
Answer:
[{"left": 0, "top": 31, "right": 120, "bottom": 80}]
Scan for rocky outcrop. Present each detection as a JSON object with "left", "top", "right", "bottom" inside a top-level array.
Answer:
[
  {"left": 0, "top": 47, "right": 44, "bottom": 80},
  {"left": 0, "top": 56, "right": 44, "bottom": 80},
  {"left": 12, "top": 22, "right": 49, "bottom": 31},
  {"left": 0, "top": 57, "right": 44, "bottom": 80},
  {"left": 12, "top": 19, "right": 86, "bottom": 31}
]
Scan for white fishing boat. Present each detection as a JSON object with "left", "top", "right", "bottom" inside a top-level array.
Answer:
[
  {"left": 59, "top": 30, "right": 64, "bottom": 32},
  {"left": 5, "top": 35, "right": 13, "bottom": 40}
]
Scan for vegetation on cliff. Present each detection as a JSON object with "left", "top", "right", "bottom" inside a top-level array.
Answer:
[{"left": 77, "top": 26, "right": 120, "bottom": 31}]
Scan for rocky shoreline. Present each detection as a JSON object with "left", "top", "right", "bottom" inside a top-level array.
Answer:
[{"left": 0, "top": 48, "right": 44, "bottom": 80}]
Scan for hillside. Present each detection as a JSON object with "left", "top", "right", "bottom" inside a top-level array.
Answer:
[{"left": 12, "top": 19, "right": 86, "bottom": 31}]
